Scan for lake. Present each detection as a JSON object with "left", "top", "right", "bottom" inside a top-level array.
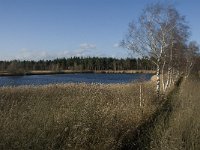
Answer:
[{"left": 0, "top": 73, "right": 153, "bottom": 87}]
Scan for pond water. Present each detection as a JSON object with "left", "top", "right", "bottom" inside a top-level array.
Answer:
[{"left": 0, "top": 73, "right": 153, "bottom": 87}]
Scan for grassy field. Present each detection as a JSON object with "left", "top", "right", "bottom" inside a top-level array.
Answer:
[{"left": 0, "top": 81, "right": 157, "bottom": 149}]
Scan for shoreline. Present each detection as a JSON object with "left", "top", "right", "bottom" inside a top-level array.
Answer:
[{"left": 0, "top": 70, "right": 156, "bottom": 76}]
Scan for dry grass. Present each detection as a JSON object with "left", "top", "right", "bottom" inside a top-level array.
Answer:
[{"left": 0, "top": 82, "right": 157, "bottom": 149}]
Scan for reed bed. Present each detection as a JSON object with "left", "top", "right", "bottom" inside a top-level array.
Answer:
[{"left": 0, "top": 82, "right": 157, "bottom": 149}]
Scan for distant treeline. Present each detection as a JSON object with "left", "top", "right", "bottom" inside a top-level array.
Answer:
[{"left": 0, "top": 57, "right": 155, "bottom": 73}]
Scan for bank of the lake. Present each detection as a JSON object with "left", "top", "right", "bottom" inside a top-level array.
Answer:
[{"left": 0, "top": 70, "right": 156, "bottom": 76}]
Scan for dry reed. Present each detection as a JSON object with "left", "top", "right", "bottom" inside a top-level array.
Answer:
[{"left": 0, "top": 82, "right": 157, "bottom": 149}]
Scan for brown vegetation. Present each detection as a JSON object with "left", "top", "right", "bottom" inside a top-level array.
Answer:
[{"left": 0, "top": 82, "right": 157, "bottom": 149}]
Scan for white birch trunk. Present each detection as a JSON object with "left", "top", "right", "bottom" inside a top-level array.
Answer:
[
  {"left": 165, "top": 67, "right": 171, "bottom": 91},
  {"left": 161, "top": 60, "right": 166, "bottom": 92},
  {"left": 139, "top": 84, "right": 142, "bottom": 107},
  {"left": 185, "top": 62, "right": 193, "bottom": 78},
  {"left": 156, "top": 64, "right": 160, "bottom": 99}
]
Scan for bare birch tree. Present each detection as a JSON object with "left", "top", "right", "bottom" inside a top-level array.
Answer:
[{"left": 121, "top": 3, "right": 189, "bottom": 98}]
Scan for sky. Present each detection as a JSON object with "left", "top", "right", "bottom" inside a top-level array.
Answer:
[{"left": 0, "top": 0, "right": 200, "bottom": 60}]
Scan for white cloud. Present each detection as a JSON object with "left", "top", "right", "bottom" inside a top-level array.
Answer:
[
  {"left": 0, "top": 42, "right": 132, "bottom": 60},
  {"left": 79, "top": 43, "right": 96, "bottom": 50},
  {"left": 4, "top": 42, "right": 127, "bottom": 60},
  {"left": 15, "top": 49, "right": 54, "bottom": 60},
  {"left": 113, "top": 43, "right": 120, "bottom": 48},
  {"left": 59, "top": 49, "right": 90, "bottom": 58},
  {"left": 14, "top": 45, "right": 96, "bottom": 60}
]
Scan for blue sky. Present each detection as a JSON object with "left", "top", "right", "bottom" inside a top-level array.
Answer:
[{"left": 0, "top": 0, "right": 200, "bottom": 60}]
